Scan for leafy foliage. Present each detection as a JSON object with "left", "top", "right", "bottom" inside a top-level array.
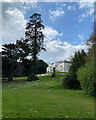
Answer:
[
  {"left": 2, "top": 43, "right": 19, "bottom": 81},
  {"left": 21, "top": 59, "right": 31, "bottom": 76},
  {"left": 2, "top": 38, "right": 30, "bottom": 80},
  {"left": 37, "top": 60, "right": 48, "bottom": 74},
  {"left": 16, "top": 38, "right": 30, "bottom": 61},
  {"left": 2, "top": 57, "right": 48, "bottom": 78},
  {"left": 77, "top": 60, "right": 95, "bottom": 96},
  {"left": 2, "top": 13, "right": 46, "bottom": 82},
  {"left": 77, "top": 33, "right": 96, "bottom": 96},
  {"left": 63, "top": 75, "right": 80, "bottom": 89},
  {"left": 63, "top": 50, "right": 87, "bottom": 89},
  {"left": 27, "top": 72, "right": 39, "bottom": 81}
]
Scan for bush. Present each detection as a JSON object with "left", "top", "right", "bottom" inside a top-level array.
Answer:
[
  {"left": 63, "top": 75, "right": 81, "bottom": 89},
  {"left": 77, "top": 43, "right": 96, "bottom": 96},
  {"left": 77, "top": 61, "right": 95, "bottom": 96},
  {"left": 27, "top": 73, "right": 39, "bottom": 81}
]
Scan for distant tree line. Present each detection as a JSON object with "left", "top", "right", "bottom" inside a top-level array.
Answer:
[{"left": 2, "top": 13, "right": 48, "bottom": 82}]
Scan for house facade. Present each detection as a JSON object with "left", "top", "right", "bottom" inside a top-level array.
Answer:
[{"left": 46, "top": 61, "right": 71, "bottom": 73}]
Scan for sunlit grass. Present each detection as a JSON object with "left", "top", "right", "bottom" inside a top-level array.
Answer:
[{"left": 2, "top": 75, "right": 94, "bottom": 118}]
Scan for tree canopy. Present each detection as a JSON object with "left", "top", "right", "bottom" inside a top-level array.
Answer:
[
  {"left": 63, "top": 50, "right": 87, "bottom": 89},
  {"left": 25, "top": 13, "right": 46, "bottom": 61}
]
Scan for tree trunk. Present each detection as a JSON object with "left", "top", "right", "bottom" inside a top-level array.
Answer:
[{"left": 8, "top": 67, "right": 13, "bottom": 82}]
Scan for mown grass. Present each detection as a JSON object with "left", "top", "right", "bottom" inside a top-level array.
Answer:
[{"left": 2, "top": 75, "right": 94, "bottom": 118}]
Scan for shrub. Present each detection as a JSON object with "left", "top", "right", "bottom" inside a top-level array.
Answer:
[
  {"left": 77, "top": 61, "right": 95, "bottom": 96},
  {"left": 63, "top": 50, "right": 86, "bottom": 89},
  {"left": 63, "top": 75, "right": 81, "bottom": 89},
  {"left": 27, "top": 73, "right": 39, "bottom": 81},
  {"left": 77, "top": 42, "right": 96, "bottom": 96}
]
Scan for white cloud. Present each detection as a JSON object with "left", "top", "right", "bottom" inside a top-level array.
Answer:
[
  {"left": 39, "top": 27, "right": 88, "bottom": 63},
  {"left": 2, "top": 0, "right": 37, "bottom": 1},
  {"left": 2, "top": 0, "right": 96, "bottom": 2},
  {"left": 49, "top": 9, "right": 64, "bottom": 21},
  {"left": 63, "top": 4, "right": 66, "bottom": 7},
  {"left": 68, "top": 6, "right": 72, "bottom": 10},
  {"left": 78, "top": 34, "right": 84, "bottom": 40},
  {"left": 42, "top": 27, "right": 63, "bottom": 42},
  {"left": 2, "top": 2, "right": 38, "bottom": 45},
  {"left": 78, "top": 2, "right": 94, "bottom": 22},
  {"left": 2, "top": 0, "right": 12, "bottom": 2},
  {"left": 2, "top": 4, "right": 27, "bottom": 44},
  {"left": 79, "top": 1, "right": 94, "bottom": 9},
  {"left": 1, "top": 2, "right": 89, "bottom": 63},
  {"left": 39, "top": 40, "right": 88, "bottom": 63},
  {"left": 68, "top": 5, "right": 76, "bottom": 11}
]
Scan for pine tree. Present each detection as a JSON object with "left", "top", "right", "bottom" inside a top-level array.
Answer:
[{"left": 25, "top": 13, "right": 46, "bottom": 81}]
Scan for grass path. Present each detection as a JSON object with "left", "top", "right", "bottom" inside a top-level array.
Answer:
[{"left": 2, "top": 76, "right": 94, "bottom": 118}]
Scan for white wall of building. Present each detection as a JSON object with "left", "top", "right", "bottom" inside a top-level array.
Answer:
[
  {"left": 64, "top": 63, "right": 70, "bottom": 72},
  {"left": 46, "top": 61, "right": 71, "bottom": 73}
]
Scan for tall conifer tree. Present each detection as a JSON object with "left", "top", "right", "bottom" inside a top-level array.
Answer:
[{"left": 25, "top": 13, "right": 45, "bottom": 81}]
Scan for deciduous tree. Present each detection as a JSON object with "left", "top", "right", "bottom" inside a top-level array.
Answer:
[{"left": 2, "top": 43, "right": 18, "bottom": 81}]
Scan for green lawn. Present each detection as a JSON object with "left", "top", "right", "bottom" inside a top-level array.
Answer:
[{"left": 2, "top": 75, "right": 94, "bottom": 118}]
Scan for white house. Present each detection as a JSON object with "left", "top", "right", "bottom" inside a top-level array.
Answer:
[{"left": 46, "top": 61, "right": 71, "bottom": 73}]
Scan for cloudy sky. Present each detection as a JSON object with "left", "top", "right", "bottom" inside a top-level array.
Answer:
[{"left": 1, "top": 1, "right": 95, "bottom": 63}]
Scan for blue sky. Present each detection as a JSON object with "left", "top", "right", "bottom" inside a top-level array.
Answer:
[
  {"left": 1, "top": 1, "right": 94, "bottom": 63},
  {"left": 24, "top": 2, "right": 93, "bottom": 45}
]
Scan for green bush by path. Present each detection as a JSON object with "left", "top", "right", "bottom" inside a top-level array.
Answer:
[{"left": 2, "top": 76, "right": 94, "bottom": 118}]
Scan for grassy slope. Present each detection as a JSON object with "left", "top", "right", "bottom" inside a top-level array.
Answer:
[{"left": 2, "top": 76, "right": 94, "bottom": 118}]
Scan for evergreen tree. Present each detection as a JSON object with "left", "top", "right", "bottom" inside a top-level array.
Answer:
[
  {"left": 25, "top": 13, "right": 45, "bottom": 61},
  {"left": 25, "top": 13, "right": 46, "bottom": 81},
  {"left": 63, "top": 50, "right": 87, "bottom": 89}
]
